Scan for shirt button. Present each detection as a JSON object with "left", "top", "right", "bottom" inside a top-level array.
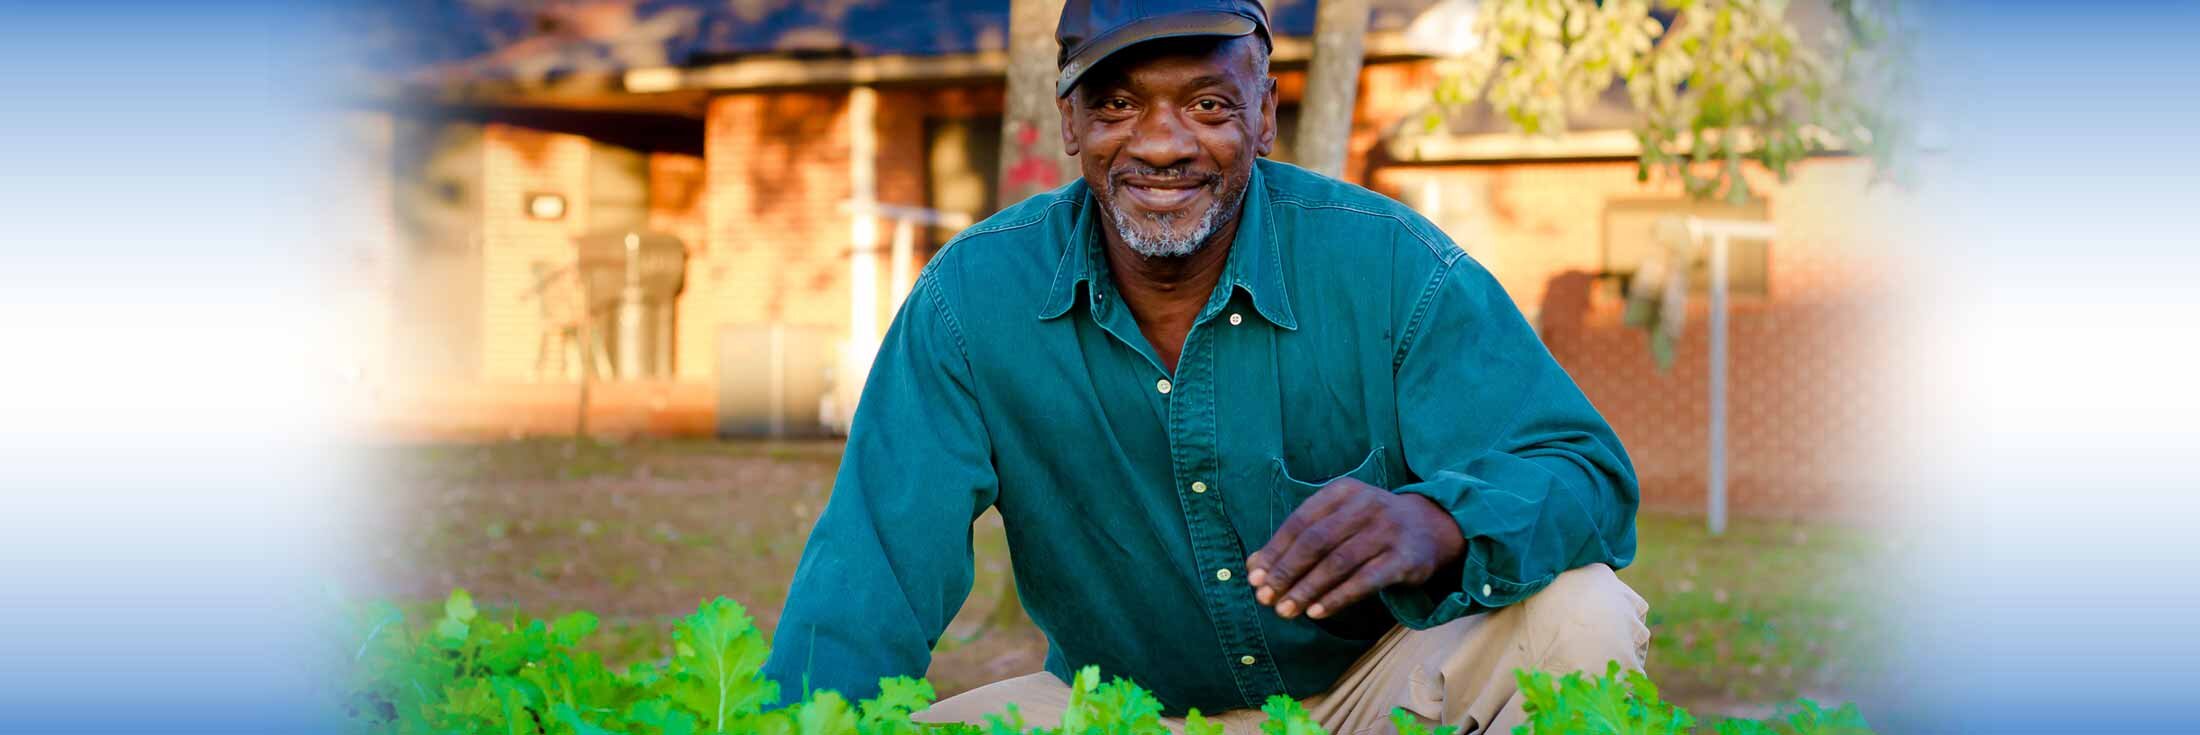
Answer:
[
  {"left": 1215, "top": 568, "right": 1232, "bottom": 581},
  {"left": 1156, "top": 379, "right": 1172, "bottom": 395},
  {"left": 1190, "top": 481, "right": 1208, "bottom": 494},
  {"left": 1229, "top": 312, "right": 1243, "bottom": 326},
  {"left": 1481, "top": 583, "right": 1494, "bottom": 597},
  {"left": 1240, "top": 655, "right": 1256, "bottom": 666}
]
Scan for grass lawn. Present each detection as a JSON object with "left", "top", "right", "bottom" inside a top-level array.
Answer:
[{"left": 365, "top": 438, "right": 1889, "bottom": 719}]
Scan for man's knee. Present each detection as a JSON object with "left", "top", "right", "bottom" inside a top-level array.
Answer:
[
  {"left": 1515, "top": 563, "right": 1651, "bottom": 672},
  {"left": 912, "top": 673, "right": 1071, "bottom": 728}
]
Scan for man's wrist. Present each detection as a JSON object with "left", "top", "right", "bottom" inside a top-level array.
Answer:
[{"left": 1404, "top": 491, "right": 1467, "bottom": 571}]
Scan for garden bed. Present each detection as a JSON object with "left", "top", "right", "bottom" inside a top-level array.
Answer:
[{"left": 364, "top": 438, "right": 1892, "bottom": 722}]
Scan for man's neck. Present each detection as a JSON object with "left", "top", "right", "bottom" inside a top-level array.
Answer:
[
  {"left": 1099, "top": 213, "right": 1242, "bottom": 371},
  {"left": 1103, "top": 213, "right": 1239, "bottom": 308}
]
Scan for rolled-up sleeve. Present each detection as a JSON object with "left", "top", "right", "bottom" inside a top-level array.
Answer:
[
  {"left": 1378, "top": 257, "right": 1639, "bottom": 629},
  {"left": 761, "top": 270, "right": 999, "bottom": 702}
]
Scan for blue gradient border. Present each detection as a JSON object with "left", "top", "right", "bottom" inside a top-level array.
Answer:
[{"left": 2, "top": 1, "right": 2197, "bottom": 732}]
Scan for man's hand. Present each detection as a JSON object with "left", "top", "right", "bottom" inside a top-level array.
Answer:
[{"left": 1245, "top": 479, "right": 1466, "bottom": 620}]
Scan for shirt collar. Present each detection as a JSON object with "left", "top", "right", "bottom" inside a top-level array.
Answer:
[{"left": 1035, "top": 161, "right": 1297, "bottom": 330}]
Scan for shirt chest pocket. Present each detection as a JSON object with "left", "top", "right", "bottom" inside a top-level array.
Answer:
[
  {"left": 1263, "top": 445, "right": 1401, "bottom": 641},
  {"left": 1267, "top": 445, "right": 1388, "bottom": 531}
]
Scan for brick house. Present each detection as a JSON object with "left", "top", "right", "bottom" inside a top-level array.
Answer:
[{"left": 356, "top": 0, "right": 1908, "bottom": 518}]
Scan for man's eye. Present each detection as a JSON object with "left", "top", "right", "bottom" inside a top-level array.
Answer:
[
  {"left": 1196, "top": 100, "right": 1221, "bottom": 111},
  {"left": 1104, "top": 98, "right": 1132, "bottom": 110}
]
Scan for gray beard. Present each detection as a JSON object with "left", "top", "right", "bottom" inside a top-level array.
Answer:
[{"left": 1107, "top": 177, "right": 1249, "bottom": 258}]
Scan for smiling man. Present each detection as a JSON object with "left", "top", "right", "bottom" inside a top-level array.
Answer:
[{"left": 759, "top": 1, "right": 1646, "bottom": 733}]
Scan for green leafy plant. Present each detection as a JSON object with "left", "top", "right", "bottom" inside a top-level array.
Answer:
[
  {"left": 1514, "top": 662, "right": 1872, "bottom": 735},
  {"left": 341, "top": 590, "right": 1872, "bottom": 735},
  {"left": 1515, "top": 662, "right": 1694, "bottom": 735}
]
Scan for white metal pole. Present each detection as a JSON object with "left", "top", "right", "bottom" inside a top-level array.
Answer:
[{"left": 1683, "top": 216, "right": 1771, "bottom": 536}]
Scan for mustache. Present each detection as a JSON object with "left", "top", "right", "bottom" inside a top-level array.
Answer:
[{"left": 1109, "top": 165, "right": 1221, "bottom": 188}]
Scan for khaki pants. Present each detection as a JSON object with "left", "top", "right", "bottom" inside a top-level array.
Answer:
[{"left": 914, "top": 564, "right": 1649, "bottom": 735}]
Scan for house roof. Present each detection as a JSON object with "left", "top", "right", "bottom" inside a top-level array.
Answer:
[{"left": 367, "top": 0, "right": 1444, "bottom": 84}]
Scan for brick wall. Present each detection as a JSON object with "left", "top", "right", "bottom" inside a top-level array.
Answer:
[
  {"left": 647, "top": 151, "right": 710, "bottom": 378},
  {"left": 647, "top": 152, "right": 707, "bottom": 250},
  {"left": 876, "top": 88, "right": 933, "bottom": 310},
  {"left": 679, "top": 89, "right": 934, "bottom": 382},
  {"left": 1369, "top": 158, "right": 1906, "bottom": 518},
  {"left": 480, "top": 124, "right": 593, "bottom": 382},
  {"left": 679, "top": 92, "right": 854, "bottom": 384}
]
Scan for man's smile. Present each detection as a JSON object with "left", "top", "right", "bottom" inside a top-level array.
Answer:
[{"left": 1117, "top": 176, "right": 1212, "bottom": 212}]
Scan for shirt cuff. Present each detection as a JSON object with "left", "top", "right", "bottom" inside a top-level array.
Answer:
[
  {"left": 1383, "top": 483, "right": 1542, "bottom": 628},
  {"left": 1377, "top": 544, "right": 1540, "bottom": 628}
]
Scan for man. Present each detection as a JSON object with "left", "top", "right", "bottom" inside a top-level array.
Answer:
[{"left": 761, "top": 1, "right": 1647, "bottom": 732}]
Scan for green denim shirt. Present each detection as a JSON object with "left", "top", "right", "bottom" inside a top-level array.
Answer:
[{"left": 761, "top": 159, "right": 1638, "bottom": 715}]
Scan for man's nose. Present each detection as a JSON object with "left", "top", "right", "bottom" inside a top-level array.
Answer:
[{"left": 1124, "top": 108, "right": 1197, "bottom": 171}]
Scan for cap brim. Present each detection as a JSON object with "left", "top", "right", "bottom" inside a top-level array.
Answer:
[{"left": 1057, "top": 12, "right": 1259, "bottom": 98}]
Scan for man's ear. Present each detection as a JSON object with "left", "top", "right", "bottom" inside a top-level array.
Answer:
[
  {"left": 1255, "top": 77, "right": 1279, "bottom": 157},
  {"left": 1056, "top": 95, "right": 1081, "bottom": 157}
]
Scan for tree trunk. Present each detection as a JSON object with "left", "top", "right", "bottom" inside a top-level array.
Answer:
[
  {"left": 1296, "top": 0, "right": 1371, "bottom": 178},
  {"left": 998, "top": 0, "right": 1081, "bottom": 206}
]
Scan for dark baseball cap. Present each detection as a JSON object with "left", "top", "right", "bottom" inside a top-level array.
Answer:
[{"left": 1056, "top": 0, "right": 1272, "bottom": 98}]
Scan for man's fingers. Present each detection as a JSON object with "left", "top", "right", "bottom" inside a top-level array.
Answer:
[
  {"left": 1275, "top": 535, "right": 1385, "bottom": 619},
  {"left": 1248, "top": 483, "right": 1354, "bottom": 587},
  {"left": 1260, "top": 495, "right": 1369, "bottom": 609},
  {"left": 1308, "top": 553, "right": 1406, "bottom": 619}
]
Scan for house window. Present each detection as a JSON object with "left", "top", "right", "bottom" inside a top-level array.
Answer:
[{"left": 1601, "top": 198, "right": 1771, "bottom": 298}]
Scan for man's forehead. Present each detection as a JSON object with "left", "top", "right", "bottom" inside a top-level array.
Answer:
[{"left": 1079, "top": 36, "right": 1256, "bottom": 94}]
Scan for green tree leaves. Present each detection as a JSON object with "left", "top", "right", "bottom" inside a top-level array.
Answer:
[{"left": 1427, "top": 0, "right": 1911, "bottom": 204}]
